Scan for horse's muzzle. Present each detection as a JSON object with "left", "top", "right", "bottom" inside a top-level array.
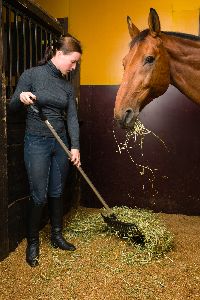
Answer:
[{"left": 116, "top": 108, "right": 138, "bottom": 129}]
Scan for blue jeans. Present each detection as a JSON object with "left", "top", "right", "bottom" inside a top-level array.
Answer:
[{"left": 24, "top": 133, "right": 69, "bottom": 205}]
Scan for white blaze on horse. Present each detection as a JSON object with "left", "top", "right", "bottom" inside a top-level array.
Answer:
[{"left": 115, "top": 8, "right": 200, "bottom": 129}]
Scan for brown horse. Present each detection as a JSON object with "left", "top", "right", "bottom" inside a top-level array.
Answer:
[{"left": 115, "top": 8, "right": 200, "bottom": 129}]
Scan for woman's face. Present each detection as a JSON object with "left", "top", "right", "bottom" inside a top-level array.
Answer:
[{"left": 55, "top": 51, "right": 81, "bottom": 75}]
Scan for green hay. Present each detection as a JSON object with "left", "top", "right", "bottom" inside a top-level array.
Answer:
[
  {"left": 64, "top": 206, "right": 174, "bottom": 264},
  {"left": 65, "top": 208, "right": 107, "bottom": 240}
]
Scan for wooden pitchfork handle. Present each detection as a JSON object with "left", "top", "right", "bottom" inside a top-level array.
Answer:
[{"left": 30, "top": 104, "right": 113, "bottom": 215}]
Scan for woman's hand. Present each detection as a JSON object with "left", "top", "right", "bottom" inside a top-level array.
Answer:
[
  {"left": 70, "top": 149, "right": 81, "bottom": 167},
  {"left": 20, "top": 92, "right": 36, "bottom": 105}
]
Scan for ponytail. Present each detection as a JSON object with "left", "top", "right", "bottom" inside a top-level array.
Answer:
[{"left": 38, "top": 46, "right": 54, "bottom": 66}]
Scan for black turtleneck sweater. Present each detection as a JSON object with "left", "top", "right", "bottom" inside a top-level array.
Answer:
[{"left": 10, "top": 61, "right": 80, "bottom": 149}]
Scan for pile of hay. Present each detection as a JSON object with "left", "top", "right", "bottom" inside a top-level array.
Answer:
[{"left": 65, "top": 206, "right": 174, "bottom": 264}]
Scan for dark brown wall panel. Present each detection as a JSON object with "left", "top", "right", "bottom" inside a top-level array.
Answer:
[
  {"left": 79, "top": 85, "right": 200, "bottom": 215},
  {"left": 8, "top": 197, "right": 27, "bottom": 252}
]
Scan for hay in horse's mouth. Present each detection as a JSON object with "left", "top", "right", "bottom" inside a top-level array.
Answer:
[
  {"left": 129, "top": 119, "right": 148, "bottom": 136},
  {"left": 127, "top": 119, "right": 168, "bottom": 150}
]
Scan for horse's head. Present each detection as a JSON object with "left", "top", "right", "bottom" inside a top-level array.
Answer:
[{"left": 115, "top": 8, "right": 170, "bottom": 129}]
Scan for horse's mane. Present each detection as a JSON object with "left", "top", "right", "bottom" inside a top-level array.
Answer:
[
  {"left": 163, "top": 31, "right": 200, "bottom": 41},
  {"left": 130, "top": 29, "right": 200, "bottom": 48}
]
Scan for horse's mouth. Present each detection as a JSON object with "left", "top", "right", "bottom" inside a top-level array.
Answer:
[
  {"left": 118, "top": 119, "right": 136, "bottom": 129},
  {"left": 116, "top": 108, "right": 139, "bottom": 129}
]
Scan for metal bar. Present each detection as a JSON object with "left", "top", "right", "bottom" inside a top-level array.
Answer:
[
  {"left": 44, "top": 29, "right": 47, "bottom": 51},
  {"left": 49, "top": 32, "right": 52, "bottom": 48},
  {"left": 15, "top": 12, "right": 19, "bottom": 79},
  {"left": 9, "top": 8, "right": 12, "bottom": 96},
  {"left": 39, "top": 26, "right": 42, "bottom": 60},
  {"left": 6, "top": 6, "right": 11, "bottom": 97},
  {"left": 22, "top": 16, "right": 26, "bottom": 70},
  {"left": 2, "top": 4, "right": 6, "bottom": 75},
  {"left": 34, "top": 23, "right": 38, "bottom": 64},
  {"left": 29, "top": 19, "right": 32, "bottom": 68},
  {"left": 47, "top": 31, "right": 50, "bottom": 47}
]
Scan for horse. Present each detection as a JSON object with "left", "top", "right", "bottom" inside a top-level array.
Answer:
[{"left": 114, "top": 8, "right": 200, "bottom": 129}]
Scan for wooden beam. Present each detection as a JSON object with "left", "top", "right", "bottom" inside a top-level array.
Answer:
[{"left": 0, "top": 0, "right": 9, "bottom": 260}]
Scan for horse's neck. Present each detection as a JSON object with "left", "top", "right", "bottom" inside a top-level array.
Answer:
[{"left": 162, "top": 34, "right": 200, "bottom": 104}]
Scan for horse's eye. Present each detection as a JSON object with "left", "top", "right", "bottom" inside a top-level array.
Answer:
[{"left": 144, "top": 56, "right": 155, "bottom": 65}]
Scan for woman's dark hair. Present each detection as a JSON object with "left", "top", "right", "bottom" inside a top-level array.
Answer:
[{"left": 38, "top": 35, "right": 82, "bottom": 66}]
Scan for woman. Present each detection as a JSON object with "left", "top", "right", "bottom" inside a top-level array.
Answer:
[{"left": 10, "top": 36, "right": 82, "bottom": 267}]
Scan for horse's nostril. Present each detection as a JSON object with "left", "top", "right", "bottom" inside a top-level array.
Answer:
[
  {"left": 120, "top": 107, "right": 137, "bottom": 129},
  {"left": 124, "top": 108, "right": 133, "bottom": 124},
  {"left": 125, "top": 108, "right": 133, "bottom": 114}
]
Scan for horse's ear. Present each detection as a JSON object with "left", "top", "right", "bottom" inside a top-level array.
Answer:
[
  {"left": 148, "top": 8, "right": 161, "bottom": 37},
  {"left": 127, "top": 16, "right": 140, "bottom": 39}
]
